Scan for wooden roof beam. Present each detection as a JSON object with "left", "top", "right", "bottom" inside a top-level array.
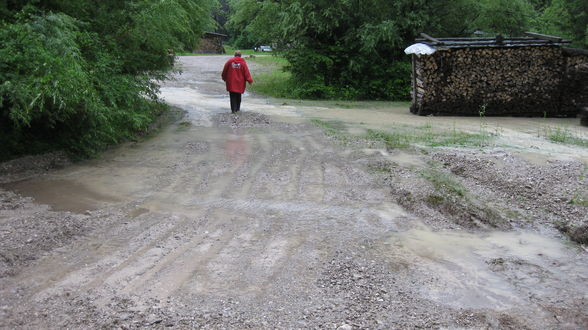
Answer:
[
  {"left": 524, "top": 32, "right": 562, "bottom": 42},
  {"left": 420, "top": 33, "right": 444, "bottom": 45}
]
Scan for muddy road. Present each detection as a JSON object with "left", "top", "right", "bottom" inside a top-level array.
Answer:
[{"left": 1, "top": 56, "right": 587, "bottom": 329}]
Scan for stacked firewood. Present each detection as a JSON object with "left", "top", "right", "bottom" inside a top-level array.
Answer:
[
  {"left": 562, "top": 49, "right": 588, "bottom": 113},
  {"left": 411, "top": 46, "right": 577, "bottom": 117}
]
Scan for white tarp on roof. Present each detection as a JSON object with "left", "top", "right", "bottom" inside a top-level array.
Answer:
[{"left": 404, "top": 43, "right": 436, "bottom": 55}]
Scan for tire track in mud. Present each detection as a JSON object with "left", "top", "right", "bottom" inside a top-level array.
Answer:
[
  {"left": 17, "top": 126, "right": 348, "bottom": 308},
  {"left": 281, "top": 135, "right": 319, "bottom": 202},
  {"left": 85, "top": 137, "right": 266, "bottom": 299},
  {"left": 264, "top": 139, "right": 305, "bottom": 201},
  {"left": 84, "top": 128, "right": 393, "bottom": 307},
  {"left": 66, "top": 151, "right": 220, "bottom": 295},
  {"left": 83, "top": 212, "right": 208, "bottom": 295},
  {"left": 119, "top": 205, "right": 302, "bottom": 303},
  {"left": 12, "top": 211, "right": 177, "bottom": 299},
  {"left": 119, "top": 208, "right": 236, "bottom": 301},
  {"left": 8, "top": 136, "right": 228, "bottom": 300}
]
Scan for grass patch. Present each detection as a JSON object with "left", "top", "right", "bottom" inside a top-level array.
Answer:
[
  {"left": 366, "top": 130, "right": 412, "bottom": 148},
  {"left": 176, "top": 52, "right": 210, "bottom": 56},
  {"left": 421, "top": 167, "right": 468, "bottom": 198},
  {"left": 370, "top": 167, "right": 392, "bottom": 174},
  {"left": 542, "top": 126, "right": 588, "bottom": 147},
  {"left": 418, "top": 163, "right": 510, "bottom": 229},
  {"left": 569, "top": 191, "right": 588, "bottom": 207},
  {"left": 248, "top": 55, "right": 289, "bottom": 67},
  {"left": 247, "top": 56, "right": 293, "bottom": 98},
  {"left": 311, "top": 119, "right": 347, "bottom": 138},
  {"left": 311, "top": 119, "right": 495, "bottom": 150},
  {"left": 249, "top": 70, "right": 292, "bottom": 98},
  {"left": 365, "top": 124, "right": 493, "bottom": 149},
  {"left": 367, "top": 162, "right": 393, "bottom": 174},
  {"left": 425, "top": 194, "right": 445, "bottom": 206},
  {"left": 176, "top": 121, "right": 192, "bottom": 131},
  {"left": 504, "top": 208, "right": 523, "bottom": 220}
]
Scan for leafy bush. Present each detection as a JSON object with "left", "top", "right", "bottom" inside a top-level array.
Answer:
[{"left": 0, "top": 0, "right": 217, "bottom": 160}]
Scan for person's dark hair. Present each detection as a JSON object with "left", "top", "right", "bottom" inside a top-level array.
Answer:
[{"left": 234, "top": 50, "right": 242, "bottom": 57}]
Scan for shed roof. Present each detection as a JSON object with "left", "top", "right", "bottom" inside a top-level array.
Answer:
[{"left": 414, "top": 32, "right": 571, "bottom": 50}]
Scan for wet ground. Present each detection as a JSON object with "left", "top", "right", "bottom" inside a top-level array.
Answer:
[{"left": 0, "top": 56, "right": 587, "bottom": 329}]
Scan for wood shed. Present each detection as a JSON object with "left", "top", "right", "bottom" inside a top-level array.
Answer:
[
  {"left": 193, "top": 32, "right": 227, "bottom": 54},
  {"left": 406, "top": 32, "right": 588, "bottom": 117}
]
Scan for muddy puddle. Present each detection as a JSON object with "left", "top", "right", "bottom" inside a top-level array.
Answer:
[
  {"left": 383, "top": 224, "right": 588, "bottom": 310},
  {"left": 2, "top": 179, "right": 120, "bottom": 213}
]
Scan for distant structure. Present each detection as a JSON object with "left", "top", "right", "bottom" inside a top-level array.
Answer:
[
  {"left": 405, "top": 32, "right": 588, "bottom": 117},
  {"left": 193, "top": 32, "right": 227, "bottom": 54}
]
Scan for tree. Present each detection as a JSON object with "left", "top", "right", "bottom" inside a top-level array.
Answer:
[
  {"left": 535, "top": 0, "right": 588, "bottom": 48},
  {"left": 257, "top": 0, "right": 441, "bottom": 99},
  {"left": 226, "top": 0, "right": 282, "bottom": 48},
  {"left": 473, "top": 0, "right": 535, "bottom": 36},
  {"left": 0, "top": 0, "right": 218, "bottom": 159},
  {"left": 213, "top": 0, "right": 230, "bottom": 34}
]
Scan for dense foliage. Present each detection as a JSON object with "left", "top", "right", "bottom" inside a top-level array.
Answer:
[
  {"left": 0, "top": 0, "right": 217, "bottom": 160},
  {"left": 228, "top": 0, "right": 588, "bottom": 100},
  {"left": 1, "top": 0, "right": 585, "bottom": 159}
]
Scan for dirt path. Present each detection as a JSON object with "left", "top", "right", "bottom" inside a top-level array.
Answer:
[{"left": 1, "top": 56, "right": 587, "bottom": 329}]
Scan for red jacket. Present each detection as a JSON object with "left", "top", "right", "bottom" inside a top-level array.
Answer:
[{"left": 222, "top": 56, "right": 253, "bottom": 94}]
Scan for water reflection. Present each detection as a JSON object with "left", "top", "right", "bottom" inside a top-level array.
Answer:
[{"left": 224, "top": 133, "right": 249, "bottom": 169}]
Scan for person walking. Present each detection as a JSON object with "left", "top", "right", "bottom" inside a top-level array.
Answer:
[{"left": 221, "top": 50, "right": 253, "bottom": 113}]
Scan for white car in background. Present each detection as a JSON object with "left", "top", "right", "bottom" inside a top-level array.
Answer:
[{"left": 256, "top": 45, "right": 273, "bottom": 52}]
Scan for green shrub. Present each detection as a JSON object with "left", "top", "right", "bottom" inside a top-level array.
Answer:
[{"left": 0, "top": 0, "right": 216, "bottom": 161}]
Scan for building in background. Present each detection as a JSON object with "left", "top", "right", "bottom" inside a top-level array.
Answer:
[{"left": 194, "top": 32, "right": 228, "bottom": 54}]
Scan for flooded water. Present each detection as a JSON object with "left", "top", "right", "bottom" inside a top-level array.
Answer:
[
  {"left": 384, "top": 225, "right": 588, "bottom": 310},
  {"left": 2, "top": 55, "right": 587, "bottom": 328},
  {"left": 3, "top": 55, "right": 586, "bottom": 263},
  {"left": 162, "top": 56, "right": 588, "bottom": 161},
  {"left": 3, "top": 179, "right": 120, "bottom": 213}
]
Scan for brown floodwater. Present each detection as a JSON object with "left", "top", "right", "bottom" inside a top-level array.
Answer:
[
  {"left": 2, "top": 56, "right": 587, "bottom": 328},
  {"left": 3, "top": 179, "right": 120, "bottom": 213},
  {"left": 384, "top": 225, "right": 588, "bottom": 310}
]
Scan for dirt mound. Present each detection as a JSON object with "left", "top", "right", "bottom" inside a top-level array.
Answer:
[
  {"left": 432, "top": 151, "right": 587, "bottom": 242},
  {"left": 380, "top": 149, "right": 587, "bottom": 238},
  {"left": 382, "top": 159, "right": 510, "bottom": 231},
  {"left": 557, "top": 223, "right": 588, "bottom": 245},
  {"left": 0, "top": 190, "right": 90, "bottom": 278}
]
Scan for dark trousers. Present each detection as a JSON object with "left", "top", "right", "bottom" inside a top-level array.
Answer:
[{"left": 229, "top": 92, "right": 242, "bottom": 113}]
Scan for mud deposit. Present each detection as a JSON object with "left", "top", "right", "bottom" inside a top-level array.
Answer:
[{"left": 1, "top": 56, "right": 587, "bottom": 329}]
